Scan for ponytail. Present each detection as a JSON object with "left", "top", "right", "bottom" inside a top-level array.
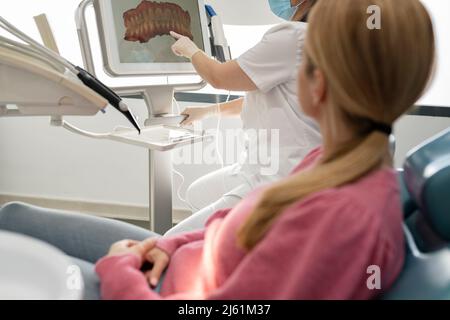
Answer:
[{"left": 238, "top": 132, "right": 388, "bottom": 250}]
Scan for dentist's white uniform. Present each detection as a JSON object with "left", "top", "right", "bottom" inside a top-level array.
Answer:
[{"left": 166, "top": 22, "right": 321, "bottom": 236}]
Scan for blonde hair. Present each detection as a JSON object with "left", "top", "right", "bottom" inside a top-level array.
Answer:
[{"left": 238, "top": 0, "right": 435, "bottom": 250}]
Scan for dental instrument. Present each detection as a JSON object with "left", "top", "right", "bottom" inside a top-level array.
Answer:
[{"left": 0, "top": 16, "right": 142, "bottom": 133}]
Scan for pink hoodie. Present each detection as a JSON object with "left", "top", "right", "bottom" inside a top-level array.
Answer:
[{"left": 95, "top": 148, "right": 405, "bottom": 300}]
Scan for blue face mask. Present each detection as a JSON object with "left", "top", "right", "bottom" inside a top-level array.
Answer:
[{"left": 268, "top": 0, "right": 305, "bottom": 21}]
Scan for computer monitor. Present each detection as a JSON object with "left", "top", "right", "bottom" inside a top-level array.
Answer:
[{"left": 93, "top": 0, "right": 212, "bottom": 77}]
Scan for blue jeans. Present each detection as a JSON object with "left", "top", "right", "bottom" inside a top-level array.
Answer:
[{"left": 0, "top": 202, "right": 159, "bottom": 300}]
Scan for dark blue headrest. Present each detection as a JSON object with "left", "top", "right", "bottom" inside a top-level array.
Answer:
[
  {"left": 397, "top": 169, "right": 417, "bottom": 218},
  {"left": 403, "top": 128, "right": 450, "bottom": 241}
]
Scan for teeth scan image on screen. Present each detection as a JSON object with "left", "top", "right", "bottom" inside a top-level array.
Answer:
[{"left": 111, "top": 0, "right": 205, "bottom": 64}]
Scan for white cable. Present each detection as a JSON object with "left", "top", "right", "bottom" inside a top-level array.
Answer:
[
  {"left": 0, "top": 35, "right": 39, "bottom": 54},
  {"left": 0, "top": 16, "right": 77, "bottom": 74},
  {"left": 0, "top": 17, "right": 69, "bottom": 66},
  {"left": 173, "top": 96, "right": 181, "bottom": 114},
  {"left": 215, "top": 92, "right": 231, "bottom": 168},
  {"left": 62, "top": 121, "right": 111, "bottom": 139},
  {"left": 0, "top": 39, "right": 63, "bottom": 72},
  {"left": 171, "top": 96, "right": 195, "bottom": 210},
  {"left": 171, "top": 95, "right": 232, "bottom": 209},
  {"left": 216, "top": 107, "right": 224, "bottom": 168},
  {"left": 173, "top": 168, "right": 194, "bottom": 210}
]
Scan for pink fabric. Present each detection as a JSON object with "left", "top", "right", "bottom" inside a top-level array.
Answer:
[{"left": 95, "top": 147, "right": 405, "bottom": 300}]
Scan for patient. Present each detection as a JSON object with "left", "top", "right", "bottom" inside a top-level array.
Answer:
[{"left": 0, "top": 0, "right": 435, "bottom": 300}]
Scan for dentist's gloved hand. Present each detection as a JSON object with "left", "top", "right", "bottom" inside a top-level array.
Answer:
[
  {"left": 170, "top": 31, "right": 201, "bottom": 59},
  {"left": 181, "top": 105, "right": 220, "bottom": 126}
]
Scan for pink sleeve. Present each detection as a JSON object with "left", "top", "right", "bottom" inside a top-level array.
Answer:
[
  {"left": 96, "top": 193, "right": 377, "bottom": 300},
  {"left": 156, "top": 208, "right": 232, "bottom": 256},
  {"left": 95, "top": 208, "right": 233, "bottom": 300},
  {"left": 95, "top": 254, "right": 161, "bottom": 300},
  {"left": 96, "top": 253, "right": 204, "bottom": 299}
]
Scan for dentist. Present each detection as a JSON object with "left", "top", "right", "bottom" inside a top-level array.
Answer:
[{"left": 166, "top": 0, "right": 321, "bottom": 236}]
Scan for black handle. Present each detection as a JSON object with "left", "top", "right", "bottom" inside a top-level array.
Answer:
[
  {"left": 75, "top": 66, "right": 141, "bottom": 133},
  {"left": 75, "top": 66, "right": 122, "bottom": 108}
]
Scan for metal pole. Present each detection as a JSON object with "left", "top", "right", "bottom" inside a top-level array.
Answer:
[{"left": 149, "top": 150, "right": 173, "bottom": 233}]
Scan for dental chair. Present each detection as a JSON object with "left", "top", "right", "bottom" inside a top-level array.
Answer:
[{"left": 382, "top": 128, "right": 450, "bottom": 300}]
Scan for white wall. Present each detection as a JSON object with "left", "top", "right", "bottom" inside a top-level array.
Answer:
[
  {"left": 0, "top": 96, "right": 241, "bottom": 209},
  {"left": 419, "top": 0, "right": 450, "bottom": 107},
  {"left": 0, "top": 99, "right": 151, "bottom": 208}
]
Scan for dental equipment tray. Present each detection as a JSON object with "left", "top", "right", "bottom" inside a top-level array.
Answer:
[{"left": 107, "top": 125, "right": 210, "bottom": 152}]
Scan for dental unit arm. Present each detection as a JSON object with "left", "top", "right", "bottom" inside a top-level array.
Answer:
[
  {"left": 0, "top": 44, "right": 107, "bottom": 118},
  {"left": 0, "top": 16, "right": 142, "bottom": 133}
]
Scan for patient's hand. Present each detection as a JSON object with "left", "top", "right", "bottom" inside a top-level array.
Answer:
[
  {"left": 106, "top": 238, "right": 157, "bottom": 265},
  {"left": 106, "top": 238, "right": 169, "bottom": 288},
  {"left": 143, "top": 247, "right": 170, "bottom": 288}
]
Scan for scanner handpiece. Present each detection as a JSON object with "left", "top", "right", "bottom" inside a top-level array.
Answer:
[{"left": 75, "top": 66, "right": 141, "bottom": 134}]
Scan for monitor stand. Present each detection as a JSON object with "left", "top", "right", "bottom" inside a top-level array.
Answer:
[
  {"left": 113, "top": 84, "right": 206, "bottom": 234},
  {"left": 142, "top": 85, "right": 186, "bottom": 234},
  {"left": 57, "top": 81, "right": 208, "bottom": 234},
  {"left": 143, "top": 85, "right": 186, "bottom": 127},
  {"left": 75, "top": 0, "right": 208, "bottom": 233}
]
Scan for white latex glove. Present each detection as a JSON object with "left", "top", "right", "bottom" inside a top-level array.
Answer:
[
  {"left": 181, "top": 105, "right": 219, "bottom": 126},
  {"left": 170, "top": 31, "right": 201, "bottom": 59}
]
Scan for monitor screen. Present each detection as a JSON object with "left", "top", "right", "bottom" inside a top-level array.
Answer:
[
  {"left": 94, "top": 0, "right": 211, "bottom": 76},
  {"left": 112, "top": 0, "right": 205, "bottom": 64}
]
